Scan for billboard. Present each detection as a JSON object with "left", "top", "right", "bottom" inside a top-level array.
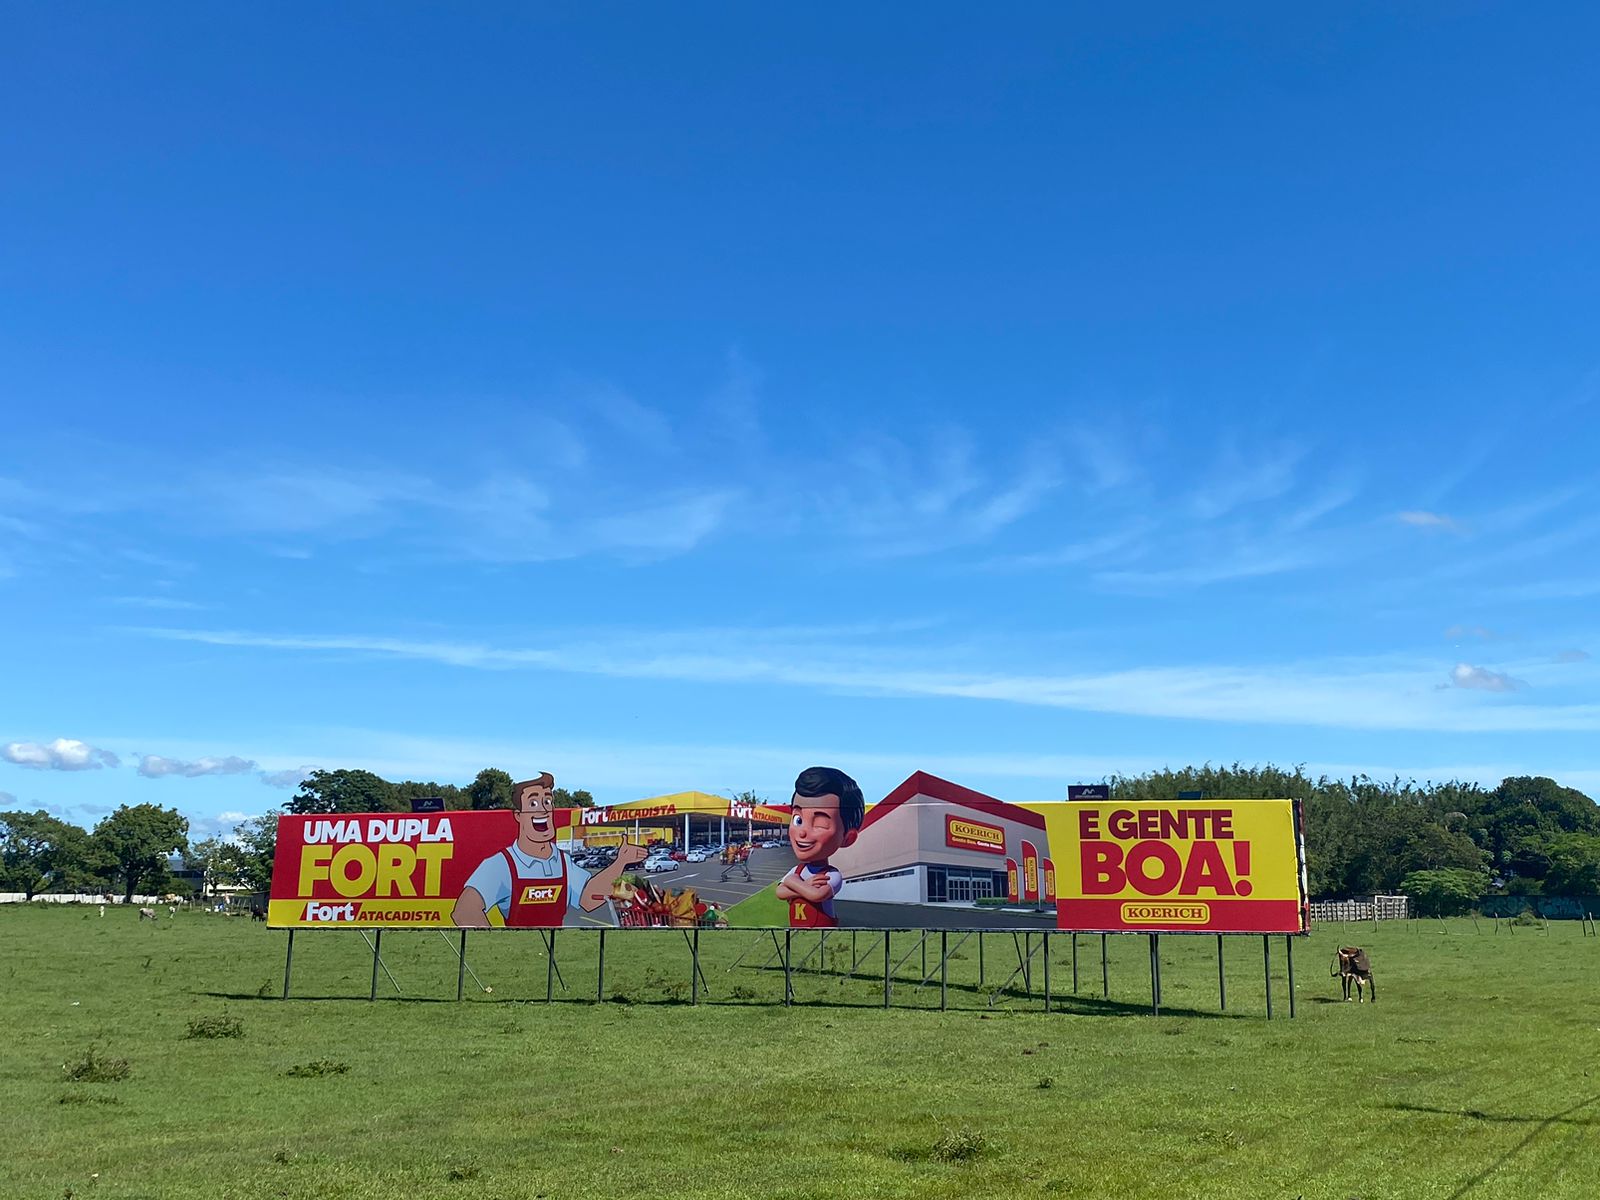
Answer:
[
  {"left": 267, "top": 772, "right": 1307, "bottom": 934},
  {"left": 1041, "top": 799, "right": 1308, "bottom": 934}
]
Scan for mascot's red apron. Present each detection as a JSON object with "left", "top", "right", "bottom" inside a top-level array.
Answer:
[
  {"left": 501, "top": 849, "right": 568, "bottom": 928},
  {"left": 788, "top": 867, "right": 839, "bottom": 929}
]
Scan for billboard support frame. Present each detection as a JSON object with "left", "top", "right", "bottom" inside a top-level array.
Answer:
[
  {"left": 1285, "top": 934, "right": 1296, "bottom": 1018},
  {"left": 882, "top": 932, "right": 891, "bottom": 1008},
  {"left": 939, "top": 931, "right": 948, "bottom": 1010},
  {"left": 1216, "top": 934, "right": 1226, "bottom": 1011},
  {"left": 1043, "top": 932, "right": 1051, "bottom": 1013},
  {"left": 438, "top": 928, "right": 488, "bottom": 997},
  {"left": 782, "top": 929, "right": 793, "bottom": 1006},
  {"left": 683, "top": 929, "right": 709, "bottom": 997},
  {"left": 269, "top": 925, "right": 1308, "bottom": 1016},
  {"left": 369, "top": 929, "right": 382, "bottom": 1001},
  {"left": 358, "top": 929, "right": 401, "bottom": 998},
  {"left": 1262, "top": 936, "right": 1273, "bottom": 1020},
  {"left": 691, "top": 928, "right": 700, "bottom": 1005}
]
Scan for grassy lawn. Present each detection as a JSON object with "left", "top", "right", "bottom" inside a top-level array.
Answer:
[{"left": 2, "top": 906, "right": 1597, "bottom": 1199}]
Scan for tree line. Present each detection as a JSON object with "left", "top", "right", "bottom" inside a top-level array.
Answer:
[
  {"left": 0, "top": 767, "right": 594, "bottom": 902},
  {"left": 5, "top": 764, "right": 1595, "bottom": 914},
  {"left": 1110, "top": 765, "right": 1600, "bottom": 915}
]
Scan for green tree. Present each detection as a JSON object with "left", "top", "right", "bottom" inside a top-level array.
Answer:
[
  {"left": 467, "top": 768, "right": 516, "bottom": 810},
  {"left": 91, "top": 804, "right": 189, "bottom": 902},
  {"left": 1400, "top": 867, "right": 1489, "bottom": 916},
  {"left": 287, "top": 769, "right": 396, "bottom": 815},
  {"left": 230, "top": 812, "right": 282, "bottom": 892},
  {"left": 1542, "top": 833, "right": 1600, "bottom": 895},
  {"left": 0, "top": 810, "right": 90, "bottom": 899},
  {"left": 392, "top": 779, "right": 466, "bottom": 810},
  {"left": 552, "top": 788, "right": 595, "bottom": 808}
]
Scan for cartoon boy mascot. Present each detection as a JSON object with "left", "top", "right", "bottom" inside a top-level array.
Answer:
[{"left": 775, "top": 766, "right": 865, "bottom": 928}]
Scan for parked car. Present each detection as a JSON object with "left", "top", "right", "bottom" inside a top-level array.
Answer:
[
  {"left": 686, "top": 850, "right": 708, "bottom": 863},
  {"left": 644, "top": 857, "right": 679, "bottom": 873}
]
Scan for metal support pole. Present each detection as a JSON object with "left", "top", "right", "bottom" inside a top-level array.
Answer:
[
  {"left": 457, "top": 929, "right": 467, "bottom": 1001},
  {"left": 1071, "top": 933, "right": 1079, "bottom": 993},
  {"left": 978, "top": 932, "right": 985, "bottom": 987},
  {"left": 883, "top": 931, "right": 892, "bottom": 1008},
  {"left": 546, "top": 930, "right": 555, "bottom": 1003},
  {"left": 940, "top": 930, "right": 948, "bottom": 1011},
  {"left": 1043, "top": 931, "right": 1051, "bottom": 1013},
  {"left": 1286, "top": 935, "right": 1296, "bottom": 1019},
  {"left": 921, "top": 934, "right": 927, "bottom": 978},
  {"left": 1216, "top": 934, "right": 1226, "bottom": 1011},
  {"left": 783, "top": 928, "right": 793, "bottom": 1006},
  {"left": 691, "top": 927, "right": 700, "bottom": 1005},
  {"left": 1263, "top": 935, "right": 1273, "bottom": 1020},
  {"left": 370, "top": 929, "right": 383, "bottom": 1001},
  {"left": 597, "top": 928, "right": 607, "bottom": 1002},
  {"left": 282, "top": 928, "right": 295, "bottom": 1000},
  {"left": 1101, "top": 933, "right": 1109, "bottom": 998},
  {"left": 1148, "top": 933, "right": 1159, "bottom": 1016}
]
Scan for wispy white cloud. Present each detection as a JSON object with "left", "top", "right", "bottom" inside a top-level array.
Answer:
[
  {"left": 1095, "top": 549, "right": 1314, "bottom": 590},
  {"left": 1555, "top": 648, "right": 1591, "bottom": 664},
  {"left": 1444, "top": 663, "right": 1525, "bottom": 693},
  {"left": 137, "top": 754, "right": 259, "bottom": 779},
  {"left": 129, "top": 625, "right": 1600, "bottom": 734},
  {"left": 0, "top": 790, "right": 15, "bottom": 806},
  {"left": 260, "top": 765, "right": 320, "bottom": 789},
  {"left": 1278, "top": 480, "right": 1361, "bottom": 533},
  {"left": 2, "top": 738, "right": 121, "bottom": 771},
  {"left": 986, "top": 522, "right": 1152, "bottom": 570},
  {"left": 1187, "top": 444, "right": 1304, "bottom": 521},
  {"left": 1398, "top": 510, "right": 1464, "bottom": 533},
  {"left": 110, "top": 596, "right": 207, "bottom": 611},
  {"left": 186, "top": 809, "right": 259, "bottom": 842}
]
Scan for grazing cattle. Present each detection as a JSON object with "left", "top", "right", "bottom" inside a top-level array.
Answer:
[
  {"left": 250, "top": 907, "right": 268, "bottom": 922},
  {"left": 138, "top": 906, "right": 158, "bottom": 922},
  {"left": 1334, "top": 946, "right": 1375, "bottom": 1003}
]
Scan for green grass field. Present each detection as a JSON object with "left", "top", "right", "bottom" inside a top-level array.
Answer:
[{"left": 3, "top": 906, "right": 1597, "bottom": 1199}]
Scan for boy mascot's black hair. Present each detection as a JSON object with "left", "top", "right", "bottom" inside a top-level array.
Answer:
[{"left": 793, "top": 766, "right": 866, "bottom": 832}]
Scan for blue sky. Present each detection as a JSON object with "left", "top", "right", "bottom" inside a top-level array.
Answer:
[{"left": 3, "top": 3, "right": 1598, "bottom": 839}]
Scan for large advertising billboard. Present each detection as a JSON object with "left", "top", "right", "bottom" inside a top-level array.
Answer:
[
  {"left": 267, "top": 771, "right": 1308, "bottom": 934},
  {"left": 1040, "top": 798, "right": 1308, "bottom": 934}
]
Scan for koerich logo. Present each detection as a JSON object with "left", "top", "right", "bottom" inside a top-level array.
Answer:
[{"left": 304, "top": 901, "right": 359, "bottom": 922}]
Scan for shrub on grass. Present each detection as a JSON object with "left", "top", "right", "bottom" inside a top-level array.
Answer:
[
  {"left": 185, "top": 1014, "right": 244, "bottom": 1040},
  {"left": 286, "top": 1059, "right": 349, "bottom": 1078},
  {"left": 930, "top": 1128, "right": 991, "bottom": 1163},
  {"left": 63, "top": 1048, "right": 131, "bottom": 1083}
]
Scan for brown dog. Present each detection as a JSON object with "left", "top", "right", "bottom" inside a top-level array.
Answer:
[{"left": 1335, "top": 946, "right": 1375, "bottom": 1003}]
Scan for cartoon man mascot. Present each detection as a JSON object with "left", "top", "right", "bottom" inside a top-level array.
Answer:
[
  {"left": 775, "top": 766, "right": 865, "bottom": 928},
  {"left": 452, "top": 773, "right": 646, "bottom": 927}
]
